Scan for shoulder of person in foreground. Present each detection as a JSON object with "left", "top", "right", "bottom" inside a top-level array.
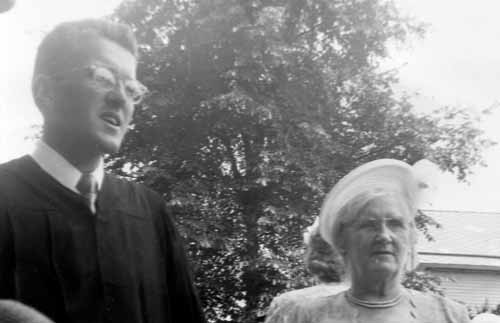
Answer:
[
  {"left": 0, "top": 300, "right": 54, "bottom": 323},
  {"left": 265, "top": 286, "right": 347, "bottom": 323},
  {"left": 408, "top": 289, "right": 471, "bottom": 323}
]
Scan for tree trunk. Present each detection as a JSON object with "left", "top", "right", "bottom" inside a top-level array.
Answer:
[{"left": 239, "top": 189, "right": 262, "bottom": 323}]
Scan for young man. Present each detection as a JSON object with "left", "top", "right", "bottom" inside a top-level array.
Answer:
[{"left": 0, "top": 19, "right": 205, "bottom": 323}]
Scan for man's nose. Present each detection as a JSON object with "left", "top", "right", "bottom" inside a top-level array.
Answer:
[{"left": 105, "top": 87, "right": 127, "bottom": 108}]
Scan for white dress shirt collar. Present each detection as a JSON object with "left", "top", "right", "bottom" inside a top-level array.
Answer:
[{"left": 30, "top": 140, "right": 104, "bottom": 194}]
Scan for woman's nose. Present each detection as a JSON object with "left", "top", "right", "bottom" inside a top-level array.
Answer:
[{"left": 375, "top": 222, "right": 392, "bottom": 242}]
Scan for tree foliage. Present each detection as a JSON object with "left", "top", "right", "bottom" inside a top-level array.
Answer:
[{"left": 109, "top": 1, "right": 494, "bottom": 322}]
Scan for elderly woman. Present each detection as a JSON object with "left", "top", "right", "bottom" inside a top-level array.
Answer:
[{"left": 266, "top": 159, "right": 470, "bottom": 323}]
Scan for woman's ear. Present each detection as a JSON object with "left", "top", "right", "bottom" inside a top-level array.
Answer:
[
  {"left": 405, "top": 246, "right": 419, "bottom": 271},
  {"left": 404, "top": 225, "right": 419, "bottom": 271},
  {"left": 33, "top": 75, "right": 56, "bottom": 114}
]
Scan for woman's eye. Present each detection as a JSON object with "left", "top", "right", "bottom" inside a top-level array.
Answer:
[
  {"left": 359, "top": 221, "right": 376, "bottom": 229},
  {"left": 388, "top": 219, "right": 404, "bottom": 228}
]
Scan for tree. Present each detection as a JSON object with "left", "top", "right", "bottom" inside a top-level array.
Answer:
[{"left": 110, "top": 1, "right": 494, "bottom": 322}]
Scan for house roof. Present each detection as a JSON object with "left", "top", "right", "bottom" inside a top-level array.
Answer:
[{"left": 417, "top": 210, "right": 500, "bottom": 269}]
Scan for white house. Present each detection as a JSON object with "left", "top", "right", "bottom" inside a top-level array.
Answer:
[{"left": 417, "top": 210, "right": 500, "bottom": 309}]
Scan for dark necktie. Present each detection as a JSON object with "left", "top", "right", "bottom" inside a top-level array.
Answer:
[{"left": 76, "top": 172, "right": 98, "bottom": 213}]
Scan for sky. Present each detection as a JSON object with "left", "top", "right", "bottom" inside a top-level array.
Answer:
[{"left": 1, "top": 0, "right": 500, "bottom": 211}]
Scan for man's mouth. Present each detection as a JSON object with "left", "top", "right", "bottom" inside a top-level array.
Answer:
[{"left": 100, "top": 112, "right": 122, "bottom": 127}]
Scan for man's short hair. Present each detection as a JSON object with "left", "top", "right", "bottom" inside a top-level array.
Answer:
[{"left": 32, "top": 18, "right": 138, "bottom": 84}]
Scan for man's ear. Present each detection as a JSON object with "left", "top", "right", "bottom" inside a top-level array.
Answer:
[{"left": 32, "top": 75, "right": 56, "bottom": 115}]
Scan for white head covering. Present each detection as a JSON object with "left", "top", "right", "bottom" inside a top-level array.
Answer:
[
  {"left": 472, "top": 313, "right": 500, "bottom": 323},
  {"left": 318, "top": 158, "right": 438, "bottom": 270}
]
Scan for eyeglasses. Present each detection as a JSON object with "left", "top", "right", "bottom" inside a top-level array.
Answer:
[{"left": 50, "top": 64, "right": 149, "bottom": 104}]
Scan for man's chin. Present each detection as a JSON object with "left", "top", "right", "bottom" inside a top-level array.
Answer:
[{"left": 96, "top": 136, "right": 123, "bottom": 155}]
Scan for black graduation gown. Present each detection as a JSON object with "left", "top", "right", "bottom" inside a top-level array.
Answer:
[{"left": 0, "top": 156, "right": 205, "bottom": 323}]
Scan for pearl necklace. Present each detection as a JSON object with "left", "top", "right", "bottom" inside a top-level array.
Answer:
[{"left": 345, "top": 289, "right": 404, "bottom": 309}]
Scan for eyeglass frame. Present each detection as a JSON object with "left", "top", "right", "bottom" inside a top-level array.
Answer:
[{"left": 42, "top": 63, "right": 149, "bottom": 104}]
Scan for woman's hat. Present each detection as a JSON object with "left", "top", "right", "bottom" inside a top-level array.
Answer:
[{"left": 318, "top": 159, "right": 438, "bottom": 247}]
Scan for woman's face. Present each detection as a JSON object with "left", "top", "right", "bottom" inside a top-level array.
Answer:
[{"left": 342, "top": 195, "right": 413, "bottom": 281}]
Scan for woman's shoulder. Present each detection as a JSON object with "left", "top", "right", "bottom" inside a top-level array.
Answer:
[
  {"left": 271, "top": 283, "right": 349, "bottom": 305},
  {"left": 406, "top": 289, "right": 470, "bottom": 322},
  {"left": 265, "top": 286, "right": 351, "bottom": 323}
]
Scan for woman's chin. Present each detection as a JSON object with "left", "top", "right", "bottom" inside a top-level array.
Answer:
[{"left": 366, "top": 260, "right": 400, "bottom": 276}]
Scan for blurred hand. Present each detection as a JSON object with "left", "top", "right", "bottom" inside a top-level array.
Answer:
[
  {"left": 0, "top": 0, "right": 15, "bottom": 13},
  {"left": 0, "top": 300, "right": 54, "bottom": 323}
]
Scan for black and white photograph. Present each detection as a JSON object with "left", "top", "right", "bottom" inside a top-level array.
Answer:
[{"left": 1, "top": 0, "right": 500, "bottom": 322}]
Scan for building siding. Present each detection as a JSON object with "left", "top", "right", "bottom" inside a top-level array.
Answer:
[{"left": 429, "top": 268, "right": 500, "bottom": 309}]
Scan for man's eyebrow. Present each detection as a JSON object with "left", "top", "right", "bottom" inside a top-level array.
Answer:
[{"left": 94, "top": 61, "right": 135, "bottom": 79}]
